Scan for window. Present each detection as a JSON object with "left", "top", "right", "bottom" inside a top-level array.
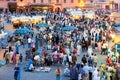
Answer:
[
  {"left": 71, "top": 0, "right": 73, "bottom": 3},
  {"left": 64, "top": 0, "right": 66, "bottom": 3},
  {"left": 41, "top": 0, "right": 43, "bottom": 3},
  {"left": 33, "top": 0, "right": 36, "bottom": 3},
  {"left": 48, "top": 0, "right": 51, "bottom": 3},
  {"left": 56, "top": 0, "right": 59, "bottom": 3}
]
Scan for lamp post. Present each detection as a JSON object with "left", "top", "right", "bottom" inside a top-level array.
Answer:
[{"left": 79, "top": 0, "right": 85, "bottom": 7}]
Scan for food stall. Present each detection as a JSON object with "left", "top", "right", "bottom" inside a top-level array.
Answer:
[
  {"left": 11, "top": 15, "right": 46, "bottom": 28},
  {"left": 84, "top": 11, "right": 95, "bottom": 19},
  {"left": 69, "top": 10, "right": 83, "bottom": 20}
]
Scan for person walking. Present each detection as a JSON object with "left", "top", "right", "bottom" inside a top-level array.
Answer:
[
  {"left": 81, "top": 55, "right": 87, "bottom": 65},
  {"left": 19, "top": 54, "right": 23, "bottom": 63},
  {"left": 93, "top": 54, "right": 98, "bottom": 66},
  {"left": 9, "top": 50, "right": 14, "bottom": 63},
  {"left": 5, "top": 50, "right": 10, "bottom": 64},
  {"left": 28, "top": 37, "right": 32, "bottom": 48},
  {"left": 70, "top": 65, "right": 79, "bottom": 80},
  {"left": 55, "top": 67, "right": 62, "bottom": 80},
  {"left": 14, "top": 64, "right": 20, "bottom": 80},
  {"left": 93, "top": 69, "right": 98, "bottom": 80},
  {"left": 3, "top": 50, "right": 8, "bottom": 59},
  {"left": 68, "top": 54, "right": 72, "bottom": 68},
  {"left": 16, "top": 52, "right": 20, "bottom": 64},
  {"left": 87, "top": 46, "right": 93, "bottom": 57},
  {"left": 72, "top": 54, "right": 77, "bottom": 66},
  {"left": 88, "top": 57, "right": 93, "bottom": 66},
  {"left": 89, "top": 64, "right": 93, "bottom": 80}
]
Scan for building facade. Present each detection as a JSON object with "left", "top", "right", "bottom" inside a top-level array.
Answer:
[
  {"left": 0, "top": 0, "right": 120, "bottom": 12},
  {"left": 0, "top": 0, "right": 88, "bottom": 12},
  {"left": 94, "top": 0, "right": 120, "bottom": 11}
]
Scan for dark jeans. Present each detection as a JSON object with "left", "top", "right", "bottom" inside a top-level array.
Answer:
[
  {"left": 6, "top": 59, "right": 9, "bottom": 64},
  {"left": 89, "top": 72, "right": 92, "bottom": 80},
  {"left": 101, "top": 48, "right": 107, "bottom": 55},
  {"left": 14, "top": 74, "right": 18, "bottom": 80},
  {"left": 110, "top": 76, "right": 112, "bottom": 80}
]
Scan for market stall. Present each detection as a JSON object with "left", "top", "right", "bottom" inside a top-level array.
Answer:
[
  {"left": 69, "top": 10, "right": 83, "bottom": 20},
  {"left": 14, "top": 28, "right": 34, "bottom": 35},
  {"left": 11, "top": 15, "right": 46, "bottom": 28},
  {"left": 84, "top": 11, "right": 95, "bottom": 19}
]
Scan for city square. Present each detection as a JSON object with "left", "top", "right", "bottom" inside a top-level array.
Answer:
[{"left": 0, "top": 0, "right": 120, "bottom": 80}]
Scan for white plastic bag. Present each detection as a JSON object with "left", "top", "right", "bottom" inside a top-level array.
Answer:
[{"left": 78, "top": 73, "right": 82, "bottom": 80}]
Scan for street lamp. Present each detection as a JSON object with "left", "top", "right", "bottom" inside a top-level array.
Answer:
[{"left": 79, "top": 0, "right": 85, "bottom": 8}]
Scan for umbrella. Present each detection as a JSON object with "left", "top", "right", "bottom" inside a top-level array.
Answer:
[
  {"left": 14, "top": 28, "right": 33, "bottom": 35},
  {"left": 35, "top": 23, "right": 49, "bottom": 28},
  {"left": 61, "top": 25, "right": 77, "bottom": 31}
]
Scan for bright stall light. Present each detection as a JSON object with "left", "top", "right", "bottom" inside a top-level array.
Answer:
[
  {"left": 79, "top": 0, "right": 85, "bottom": 7},
  {"left": 110, "top": 33, "right": 115, "bottom": 38}
]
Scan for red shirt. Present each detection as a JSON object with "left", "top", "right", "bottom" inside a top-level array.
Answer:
[{"left": 62, "top": 48, "right": 66, "bottom": 54}]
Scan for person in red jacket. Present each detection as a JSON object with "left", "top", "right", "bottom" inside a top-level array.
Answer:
[
  {"left": 42, "top": 49, "right": 47, "bottom": 57},
  {"left": 62, "top": 48, "right": 66, "bottom": 55},
  {"left": 106, "top": 56, "right": 112, "bottom": 65}
]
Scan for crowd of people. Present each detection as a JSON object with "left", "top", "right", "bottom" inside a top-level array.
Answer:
[{"left": 0, "top": 9, "right": 120, "bottom": 80}]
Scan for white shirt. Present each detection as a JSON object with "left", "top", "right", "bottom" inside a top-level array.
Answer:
[
  {"left": 87, "top": 47, "right": 93, "bottom": 57},
  {"left": 60, "top": 53, "right": 63, "bottom": 58},
  {"left": 102, "top": 43, "right": 107, "bottom": 48},
  {"left": 28, "top": 38, "right": 32, "bottom": 43},
  {"left": 63, "top": 54, "right": 67, "bottom": 61},
  {"left": 93, "top": 70, "right": 98, "bottom": 80},
  {"left": 10, "top": 51, "right": 14, "bottom": 58},
  {"left": 68, "top": 56, "right": 72, "bottom": 63}
]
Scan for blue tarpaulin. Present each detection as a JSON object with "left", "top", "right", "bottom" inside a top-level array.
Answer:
[
  {"left": 35, "top": 23, "right": 49, "bottom": 28},
  {"left": 14, "top": 28, "right": 34, "bottom": 35},
  {"left": 61, "top": 25, "right": 77, "bottom": 31}
]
